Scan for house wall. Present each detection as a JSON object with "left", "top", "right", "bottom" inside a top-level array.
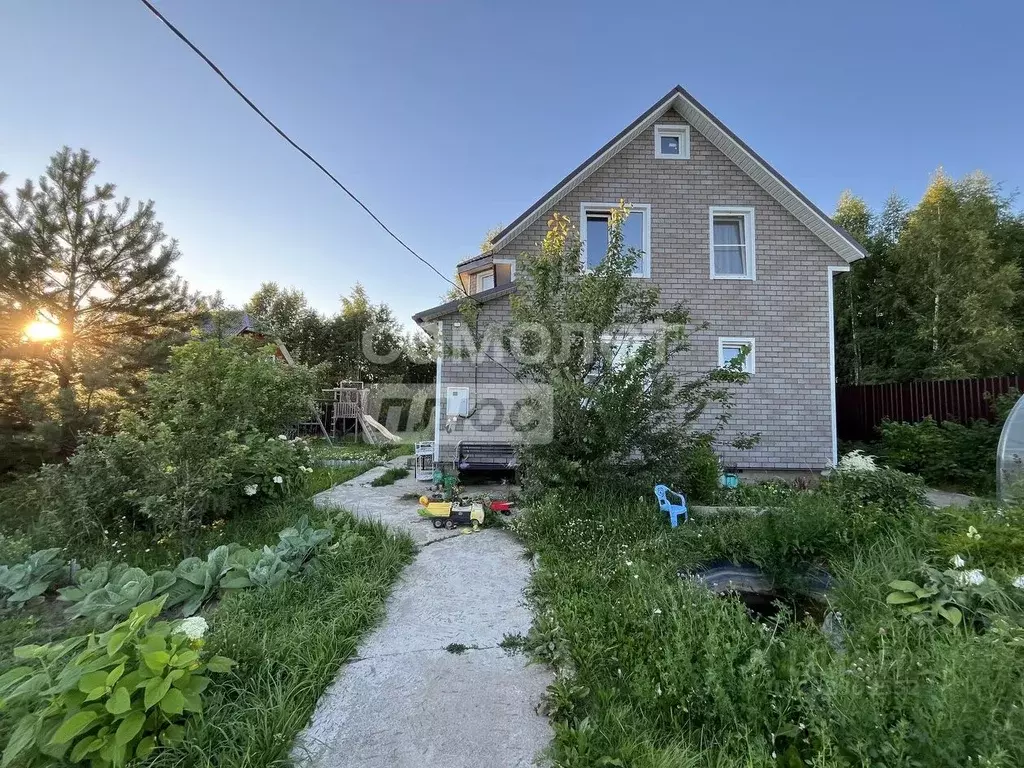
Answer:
[{"left": 440, "top": 108, "right": 847, "bottom": 470}]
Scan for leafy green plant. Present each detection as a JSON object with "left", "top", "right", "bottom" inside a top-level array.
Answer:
[
  {"left": 886, "top": 564, "right": 1020, "bottom": 628},
  {"left": 0, "top": 549, "right": 66, "bottom": 607},
  {"left": 63, "top": 565, "right": 175, "bottom": 628},
  {"left": 0, "top": 596, "right": 234, "bottom": 767},
  {"left": 58, "top": 562, "right": 115, "bottom": 604},
  {"left": 245, "top": 550, "right": 292, "bottom": 589},
  {"left": 163, "top": 546, "right": 230, "bottom": 618},
  {"left": 272, "top": 515, "right": 332, "bottom": 573}
]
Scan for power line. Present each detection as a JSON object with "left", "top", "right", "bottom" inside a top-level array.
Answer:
[
  {"left": 135, "top": 0, "right": 534, "bottom": 385},
  {"left": 136, "top": 0, "right": 463, "bottom": 296}
]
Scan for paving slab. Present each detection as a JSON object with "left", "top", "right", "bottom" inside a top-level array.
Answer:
[
  {"left": 297, "top": 461, "right": 551, "bottom": 767},
  {"left": 925, "top": 488, "right": 977, "bottom": 508}
]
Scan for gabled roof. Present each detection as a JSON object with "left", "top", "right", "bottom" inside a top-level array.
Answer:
[{"left": 479, "top": 85, "right": 866, "bottom": 264}]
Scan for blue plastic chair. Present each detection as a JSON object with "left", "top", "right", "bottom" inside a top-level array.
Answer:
[{"left": 654, "top": 484, "right": 688, "bottom": 527}]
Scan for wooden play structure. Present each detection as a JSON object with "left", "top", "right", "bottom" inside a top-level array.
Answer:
[{"left": 306, "top": 381, "right": 402, "bottom": 445}]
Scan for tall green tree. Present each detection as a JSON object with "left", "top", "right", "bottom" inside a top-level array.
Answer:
[
  {"left": 0, "top": 147, "right": 193, "bottom": 457},
  {"left": 833, "top": 170, "right": 1023, "bottom": 384}
]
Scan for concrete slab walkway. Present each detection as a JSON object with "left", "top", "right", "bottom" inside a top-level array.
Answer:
[{"left": 293, "top": 459, "right": 552, "bottom": 768}]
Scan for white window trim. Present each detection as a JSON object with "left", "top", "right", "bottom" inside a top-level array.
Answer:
[
  {"left": 580, "top": 203, "right": 652, "bottom": 278},
  {"left": 709, "top": 206, "right": 756, "bottom": 280},
  {"left": 493, "top": 258, "right": 517, "bottom": 282},
  {"left": 654, "top": 124, "right": 690, "bottom": 159},
  {"left": 474, "top": 268, "right": 495, "bottom": 293},
  {"left": 718, "top": 337, "right": 755, "bottom": 374}
]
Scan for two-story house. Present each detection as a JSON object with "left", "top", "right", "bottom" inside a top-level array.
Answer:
[{"left": 412, "top": 85, "right": 866, "bottom": 473}]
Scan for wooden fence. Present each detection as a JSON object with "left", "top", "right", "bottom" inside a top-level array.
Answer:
[{"left": 836, "top": 376, "right": 1024, "bottom": 442}]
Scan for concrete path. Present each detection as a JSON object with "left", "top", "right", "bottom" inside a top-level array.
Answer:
[{"left": 293, "top": 459, "right": 552, "bottom": 768}]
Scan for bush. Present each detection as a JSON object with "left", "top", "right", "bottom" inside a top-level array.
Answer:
[
  {"left": 27, "top": 339, "right": 319, "bottom": 548},
  {"left": 0, "top": 597, "right": 234, "bottom": 767},
  {"left": 147, "top": 338, "right": 318, "bottom": 437},
  {"left": 878, "top": 391, "right": 1019, "bottom": 494},
  {"left": 819, "top": 464, "right": 925, "bottom": 520}
]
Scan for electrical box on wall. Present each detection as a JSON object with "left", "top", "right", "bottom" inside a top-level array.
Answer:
[{"left": 446, "top": 386, "right": 470, "bottom": 418}]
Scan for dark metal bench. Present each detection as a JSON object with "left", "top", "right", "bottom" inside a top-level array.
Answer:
[{"left": 456, "top": 441, "right": 517, "bottom": 473}]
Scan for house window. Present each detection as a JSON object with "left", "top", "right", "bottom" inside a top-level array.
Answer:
[
  {"left": 581, "top": 203, "right": 651, "bottom": 277},
  {"left": 654, "top": 124, "right": 690, "bottom": 159},
  {"left": 710, "top": 206, "right": 756, "bottom": 279},
  {"left": 475, "top": 269, "right": 495, "bottom": 293},
  {"left": 718, "top": 337, "right": 755, "bottom": 374}
]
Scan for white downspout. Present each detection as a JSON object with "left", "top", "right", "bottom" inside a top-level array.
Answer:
[
  {"left": 827, "top": 265, "right": 850, "bottom": 467},
  {"left": 433, "top": 321, "right": 443, "bottom": 463}
]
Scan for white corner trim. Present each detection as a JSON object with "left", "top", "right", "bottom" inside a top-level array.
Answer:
[
  {"left": 718, "top": 337, "right": 756, "bottom": 374},
  {"left": 580, "top": 202, "right": 652, "bottom": 278},
  {"left": 654, "top": 123, "right": 690, "bottom": 159},
  {"left": 709, "top": 206, "right": 756, "bottom": 280},
  {"left": 827, "top": 265, "right": 850, "bottom": 467},
  {"left": 433, "top": 320, "right": 443, "bottom": 462}
]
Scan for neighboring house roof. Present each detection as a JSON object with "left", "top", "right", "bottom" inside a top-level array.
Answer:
[
  {"left": 476, "top": 85, "right": 867, "bottom": 265},
  {"left": 412, "top": 283, "right": 517, "bottom": 325}
]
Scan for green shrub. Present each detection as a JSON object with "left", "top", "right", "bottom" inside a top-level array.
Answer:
[
  {"left": 878, "top": 391, "right": 1019, "bottom": 494},
  {"left": 819, "top": 465, "right": 925, "bottom": 519},
  {"left": 0, "top": 596, "right": 234, "bottom": 767},
  {"left": 887, "top": 564, "right": 1023, "bottom": 628},
  {"left": 23, "top": 339, "right": 319, "bottom": 550},
  {"left": 147, "top": 338, "right": 318, "bottom": 437},
  {"left": 0, "top": 549, "right": 66, "bottom": 607},
  {"left": 677, "top": 438, "right": 721, "bottom": 504}
]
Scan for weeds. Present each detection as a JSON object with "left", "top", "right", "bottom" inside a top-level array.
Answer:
[
  {"left": 514, "top": 486, "right": 1024, "bottom": 767},
  {"left": 370, "top": 467, "right": 410, "bottom": 487}
]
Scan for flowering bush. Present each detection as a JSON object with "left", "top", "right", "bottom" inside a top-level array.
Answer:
[
  {"left": 0, "top": 596, "right": 234, "bottom": 767},
  {"left": 819, "top": 464, "right": 925, "bottom": 519},
  {"left": 30, "top": 339, "right": 318, "bottom": 545}
]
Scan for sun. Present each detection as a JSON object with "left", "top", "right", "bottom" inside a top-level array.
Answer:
[{"left": 24, "top": 320, "right": 61, "bottom": 342}]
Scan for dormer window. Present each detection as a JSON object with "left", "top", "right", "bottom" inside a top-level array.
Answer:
[
  {"left": 476, "top": 269, "right": 495, "bottom": 292},
  {"left": 654, "top": 124, "right": 690, "bottom": 159}
]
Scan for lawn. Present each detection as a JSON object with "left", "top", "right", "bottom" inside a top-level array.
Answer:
[{"left": 512, "top": 470, "right": 1024, "bottom": 767}]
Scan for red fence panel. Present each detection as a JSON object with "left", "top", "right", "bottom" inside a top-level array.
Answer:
[{"left": 836, "top": 376, "right": 1024, "bottom": 442}]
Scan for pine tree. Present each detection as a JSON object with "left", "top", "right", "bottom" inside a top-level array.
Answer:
[{"left": 0, "top": 147, "right": 194, "bottom": 456}]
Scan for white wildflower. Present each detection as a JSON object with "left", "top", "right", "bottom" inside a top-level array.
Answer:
[
  {"left": 837, "top": 449, "right": 878, "bottom": 473},
  {"left": 244, "top": 484, "right": 258, "bottom": 496},
  {"left": 954, "top": 569, "right": 986, "bottom": 587},
  {"left": 625, "top": 560, "right": 633, "bottom": 567},
  {"left": 278, "top": 435, "right": 288, "bottom": 440},
  {"left": 653, "top": 608, "right": 662, "bottom": 615},
  {"left": 273, "top": 476, "right": 284, "bottom": 484},
  {"left": 175, "top": 616, "right": 208, "bottom": 641},
  {"left": 950, "top": 554, "right": 966, "bottom": 569},
  {"left": 1012, "top": 575, "right": 1024, "bottom": 590},
  {"left": 967, "top": 526, "right": 981, "bottom": 541}
]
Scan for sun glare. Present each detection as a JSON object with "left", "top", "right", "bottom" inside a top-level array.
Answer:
[{"left": 24, "top": 320, "right": 61, "bottom": 342}]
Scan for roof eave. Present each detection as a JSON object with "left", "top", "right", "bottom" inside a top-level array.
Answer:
[{"left": 412, "top": 283, "right": 518, "bottom": 325}]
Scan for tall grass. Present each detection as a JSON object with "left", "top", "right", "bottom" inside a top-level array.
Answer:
[
  {"left": 513, "top": 489, "right": 1024, "bottom": 767},
  {"left": 148, "top": 500, "right": 414, "bottom": 767}
]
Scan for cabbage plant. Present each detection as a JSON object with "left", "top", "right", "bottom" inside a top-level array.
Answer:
[{"left": 0, "top": 549, "right": 67, "bottom": 607}]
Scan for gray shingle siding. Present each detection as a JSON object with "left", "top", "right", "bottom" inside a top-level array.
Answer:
[{"left": 432, "top": 108, "right": 845, "bottom": 470}]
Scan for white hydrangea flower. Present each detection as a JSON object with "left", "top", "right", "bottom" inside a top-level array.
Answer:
[
  {"left": 278, "top": 435, "right": 289, "bottom": 440},
  {"left": 950, "top": 554, "right": 966, "bottom": 569},
  {"left": 954, "top": 569, "right": 986, "bottom": 587},
  {"left": 175, "top": 616, "right": 208, "bottom": 640},
  {"left": 1013, "top": 575, "right": 1024, "bottom": 590},
  {"left": 273, "top": 475, "right": 284, "bottom": 484},
  {"left": 837, "top": 450, "right": 878, "bottom": 473},
  {"left": 244, "top": 484, "right": 258, "bottom": 496}
]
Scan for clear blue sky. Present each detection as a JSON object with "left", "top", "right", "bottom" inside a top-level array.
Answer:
[{"left": 3, "top": 1, "right": 1023, "bottom": 326}]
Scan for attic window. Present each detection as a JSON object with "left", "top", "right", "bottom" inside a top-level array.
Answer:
[{"left": 654, "top": 124, "right": 690, "bottom": 159}]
